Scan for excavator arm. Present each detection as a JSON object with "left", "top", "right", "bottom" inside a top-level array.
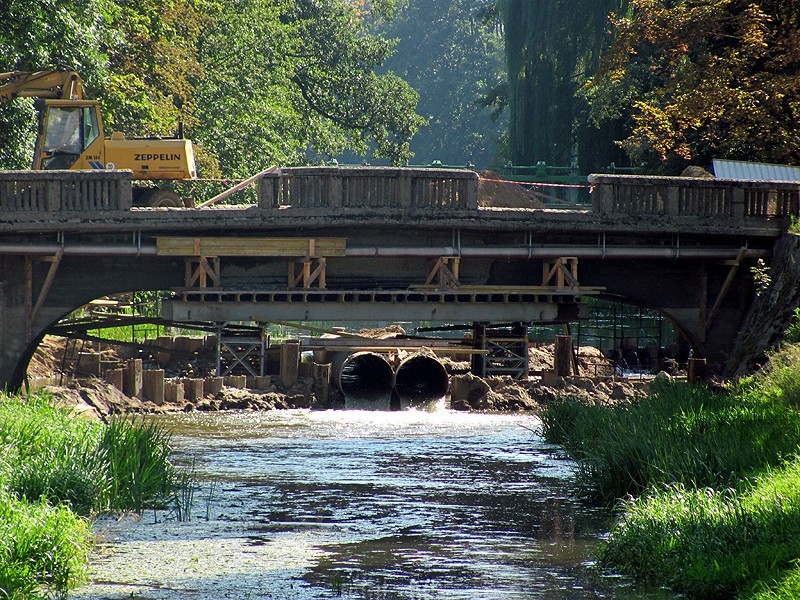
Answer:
[{"left": 0, "top": 70, "right": 84, "bottom": 102}]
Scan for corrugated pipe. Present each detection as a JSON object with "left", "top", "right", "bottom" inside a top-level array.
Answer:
[
  {"left": 331, "top": 351, "right": 394, "bottom": 405},
  {"left": 393, "top": 354, "right": 449, "bottom": 407}
]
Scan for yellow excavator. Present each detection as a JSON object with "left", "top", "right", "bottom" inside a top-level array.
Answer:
[{"left": 0, "top": 69, "right": 196, "bottom": 206}]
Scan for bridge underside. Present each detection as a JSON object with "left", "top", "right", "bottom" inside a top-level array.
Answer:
[{"left": 162, "top": 289, "right": 584, "bottom": 323}]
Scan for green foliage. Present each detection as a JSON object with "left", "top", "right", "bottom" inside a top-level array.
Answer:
[
  {"left": 380, "top": 0, "right": 506, "bottom": 167},
  {"left": 0, "top": 0, "right": 424, "bottom": 174},
  {"left": 783, "top": 308, "right": 800, "bottom": 345},
  {"left": 0, "top": 393, "right": 188, "bottom": 516},
  {"left": 540, "top": 379, "right": 800, "bottom": 502},
  {"left": 543, "top": 344, "right": 800, "bottom": 598},
  {"left": 499, "top": 0, "right": 630, "bottom": 172},
  {"left": 586, "top": 0, "right": 800, "bottom": 172},
  {"left": 599, "top": 461, "right": 800, "bottom": 598},
  {"left": 0, "top": 491, "right": 92, "bottom": 599},
  {"left": 101, "top": 417, "right": 178, "bottom": 513},
  {"left": 0, "top": 392, "right": 195, "bottom": 597}
]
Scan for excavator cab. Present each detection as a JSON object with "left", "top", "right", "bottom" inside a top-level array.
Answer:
[{"left": 34, "top": 100, "right": 103, "bottom": 170}]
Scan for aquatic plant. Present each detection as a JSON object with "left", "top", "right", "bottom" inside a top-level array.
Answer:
[{"left": 0, "top": 391, "right": 195, "bottom": 597}]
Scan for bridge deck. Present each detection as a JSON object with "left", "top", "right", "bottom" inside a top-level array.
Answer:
[{"left": 0, "top": 168, "right": 796, "bottom": 238}]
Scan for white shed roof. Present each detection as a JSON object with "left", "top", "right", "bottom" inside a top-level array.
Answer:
[{"left": 712, "top": 159, "right": 800, "bottom": 182}]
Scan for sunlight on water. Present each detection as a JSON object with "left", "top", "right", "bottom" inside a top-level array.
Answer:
[{"left": 74, "top": 408, "right": 677, "bottom": 599}]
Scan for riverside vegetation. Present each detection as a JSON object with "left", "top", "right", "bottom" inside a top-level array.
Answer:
[
  {"left": 0, "top": 392, "right": 191, "bottom": 599},
  {"left": 541, "top": 342, "right": 800, "bottom": 599}
]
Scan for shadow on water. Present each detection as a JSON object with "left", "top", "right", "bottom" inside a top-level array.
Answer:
[{"left": 74, "top": 409, "right": 679, "bottom": 599}]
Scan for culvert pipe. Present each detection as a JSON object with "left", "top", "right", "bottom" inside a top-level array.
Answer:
[
  {"left": 394, "top": 354, "right": 449, "bottom": 407},
  {"left": 331, "top": 351, "right": 394, "bottom": 405}
]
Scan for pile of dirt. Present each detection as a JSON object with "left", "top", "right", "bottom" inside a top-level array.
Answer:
[
  {"left": 355, "top": 325, "right": 406, "bottom": 339},
  {"left": 451, "top": 371, "right": 646, "bottom": 412},
  {"left": 478, "top": 171, "right": 545, "bottom": 209}
]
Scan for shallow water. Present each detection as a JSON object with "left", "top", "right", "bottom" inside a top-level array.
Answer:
[{"left": 74, "top": 408, "right": 677, "bottom": 599}]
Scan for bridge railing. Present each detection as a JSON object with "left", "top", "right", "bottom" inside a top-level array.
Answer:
[
  {"left": 0, "top": 170, "right": 133, "bottom": 212},
  {"left": 258, "top": 167, "right": 479, "bottom": 214},
  {"left": 589, "top": 174, "right": 800, "bottom": 221}
]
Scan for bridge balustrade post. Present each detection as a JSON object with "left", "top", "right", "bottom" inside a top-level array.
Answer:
[
  {"left": 666, "top": 185, "right": 680, "bottom": 216},
  {"left": 44, "top": 179, "right": 60, "bottom": 211},
  {"left": 466, "top": 175, "right": 479, "bottom": 211},
  {"left": 732, "top": 187, "right": 746, "bottom": 222},
  {"left": 328, "top": 171, "right": 342, "bottom": 209},
  {"left": 398, "top": 172, "right": 413, "bottom": 209},
  {"left": 588, "top": 176, "right": 611, "bottom": 214}
]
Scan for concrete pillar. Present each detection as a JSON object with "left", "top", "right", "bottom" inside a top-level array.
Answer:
[
  {"left": 106, "top": 368, "right": 124, "bottom": 392},
  {"left": 124, "top": 359, "right": 143, "bottom": 398},
  {"left": 554, "top": 335, "right": 573, "bottom": 377},
  {"left": 688, "top": 358, "right": 707, "bottom": 384},
  {"left": 142, "top": 369, "right": 165, "bottom": 405},
  {"left": 164, "top": 380, "right": 184, "bottom": 403},
  {"left": 183, "top": 378, "right": 204, "bottom": 401},
  {"left": 470, "top": 323, "right": 487, "bottom": 377},
  {"left": 224, "top": 375, "right": 246, "bottom": 389},
  {"left": 312, "top": 362, "right": 331, "bottom": 404},
  {"left": 255, "top": 375, "right": 272, "bottom": 389},
  {"left": 280, "top": 340, "right": 300, "bottom": 387},
  {"left": 204, "top": 376, "right": 223, "bottom": 395},
  {"left": 76, "top": 352, "right": 101, "bottom": 376}
]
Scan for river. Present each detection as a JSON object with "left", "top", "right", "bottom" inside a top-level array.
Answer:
[{"left": 74, "top": 408, "right": 677, "bottom": 599}]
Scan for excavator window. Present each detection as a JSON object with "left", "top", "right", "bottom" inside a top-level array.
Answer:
[
  {"left": 82, "top": 106, "right": 100, "bottom": 148},
  {"left": 41, "top": 106, "right": 82, "bottom": 169}
]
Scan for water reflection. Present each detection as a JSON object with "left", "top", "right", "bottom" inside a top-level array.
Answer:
[{"left": 74, "top": 409, "right": 676, "bottom": 599}]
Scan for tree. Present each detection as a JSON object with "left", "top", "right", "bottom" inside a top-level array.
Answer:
[
  {"left": 0, "top": 0, "right": 424, "bottom": 174},
  {"left": 499, "top": 0, "right": 629, "bottom": 173},
  {"left": 586, "top": 0, "right": 800, "bottom": 172},
  {"left": 0, "top": 0, "right": 112, "bottom": 168},
  {"left": 380, "top": 0, "right": 506, "bottom": 168},
  {"left": 193, "top": 0, "right": 425, "bottom": 175}
]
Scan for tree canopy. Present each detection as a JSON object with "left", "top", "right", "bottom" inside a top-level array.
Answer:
[
  {"left": 0, "top": 0, "right": 425, "bottom": 175},
  {"left": 380, "top": 0, "right": 505, "bottom": 168},
  {"left": 585, "top": 0, "right": 800, "bottom": 172},
  {"left": 499, "top": 0, "right": 629, "bottom": 173}
]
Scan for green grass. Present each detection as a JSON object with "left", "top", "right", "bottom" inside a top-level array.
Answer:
[
  {"left": 540, "top": 378, "right": 800, "bottom": 503},
  {"left": 0, "top": 391, "right": 194, "bottom": 598},
  {"left": 0, "top": 491, "right": 92, "bottom": 599},
  {"left": 540, "top": 344, "right": 800, "bottom": 598},
  {"left": 599, "top": 459, "right": 800, "bottom": 598}
]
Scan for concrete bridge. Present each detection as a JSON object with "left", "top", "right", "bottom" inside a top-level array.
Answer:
[{"left": 1, "top": 167, "right": 797, "bottom": 389}]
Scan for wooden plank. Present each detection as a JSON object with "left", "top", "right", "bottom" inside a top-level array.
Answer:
[{"left": 156, "top": 237, "right": 346, "bottom": 257}]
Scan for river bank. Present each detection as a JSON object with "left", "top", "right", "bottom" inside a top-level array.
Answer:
[
  {"left": 0, "top": 392, "right": 192, "bottom": 598},
  {"left": 541, "top": 342, "right": 800, "bottom": 599}
]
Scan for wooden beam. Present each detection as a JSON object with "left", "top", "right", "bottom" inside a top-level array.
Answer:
[
  {"left": 156, "top": 237, "right": 346, "bottom": 257},
  {"left": 30, "top": 248, "right": 64, "bottom": 324},
  {"left": 706, "top": 248, "right": 747, "bottom": 331}
]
